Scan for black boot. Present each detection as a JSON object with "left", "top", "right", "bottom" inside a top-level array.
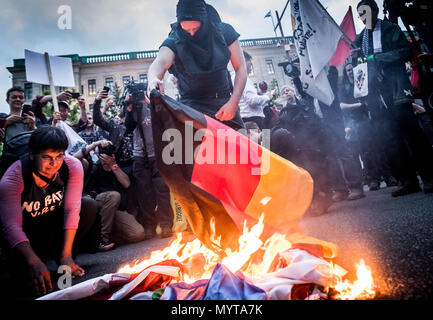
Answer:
[{"left": 391, "top": 181, "right": 421, "bottom": 197}]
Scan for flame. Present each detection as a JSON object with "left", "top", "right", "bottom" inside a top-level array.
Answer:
[
  {"left": 332, "top": 259, "right": 376, "bottom": 300},
  {"left": 117, "top": 215, "right": 376, "bottom": 300}
]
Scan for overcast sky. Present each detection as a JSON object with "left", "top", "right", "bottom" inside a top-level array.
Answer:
[{"left": 0, "top": 0, "right": 385, "bottom": 113}]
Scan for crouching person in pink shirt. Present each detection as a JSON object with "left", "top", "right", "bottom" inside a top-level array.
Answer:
[{"left": 0, "top": 126, "right": 99, "bottom": 298}]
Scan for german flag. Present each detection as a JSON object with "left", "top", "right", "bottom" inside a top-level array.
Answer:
[{"left": 150, "top": 91, "right": 314, "bottom": 253}]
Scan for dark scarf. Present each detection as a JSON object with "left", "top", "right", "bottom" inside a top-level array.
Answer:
[{"left": 173, "top": 2, "right": 230, "bottom": 74}]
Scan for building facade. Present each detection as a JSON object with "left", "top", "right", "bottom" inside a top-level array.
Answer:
[{"left": 7, "top": 36, "right": 294, "bottom": 109}]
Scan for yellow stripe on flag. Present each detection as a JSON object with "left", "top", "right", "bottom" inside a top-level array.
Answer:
[{"left": 244, "top": 148, "right": 314, "bottom": 234}]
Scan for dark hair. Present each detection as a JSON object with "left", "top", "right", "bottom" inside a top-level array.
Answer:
[
  {"left": 357, "top": 0, "right": 379, "bottom": 12},
  {"left": 6, "top": 87, "right": 25, "bottom": 100},
  {"left": 29, "top": 125, "right": 69, "bottom": 155},
  {"left": 243, "top": 51, "right": 252, "bottom": 61}
]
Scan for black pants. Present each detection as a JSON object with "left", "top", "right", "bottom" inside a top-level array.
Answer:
[
  {"left": 323, "top": 122, "right": 364, "bottom": 191},
  {"left": 375, "top": 103, "right": 433, "bottom": 184},
  {"left": 132, "top": 157, "right": 174, "bottom": 231}
]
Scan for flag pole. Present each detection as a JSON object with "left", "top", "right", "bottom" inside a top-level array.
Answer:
[
  {"left": 314, "top": 0, "right": 359, "bottom": 49},
  {"left": 44, "top": 52, "right": 59, "bottom": 113},
  {"left": 270, "top": 12, "right": 278, "bottom": 38}
]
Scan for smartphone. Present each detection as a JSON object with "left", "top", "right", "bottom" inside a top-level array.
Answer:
[
  {"left": 0, "top": 118, "right": 7, "bottom": 129},
  {"left": 21, "top": 104, "right": 32, "bottom": 117},
  {"left": 71, "top": 92, "right": 81, "bottom": 99},
  {"left": 103, "top": 86, "right": 111, "bottom": 94}
]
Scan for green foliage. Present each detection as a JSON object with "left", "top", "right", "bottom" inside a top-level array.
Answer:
[
  {"left": 67, "top": 103, "right": 80, "bottom": 125},
  {"left": 270, "top": 78, "right": 280, "bottom": 98},
  {"left": 112, "top": 82, "right": 122, "bottom": 106}
]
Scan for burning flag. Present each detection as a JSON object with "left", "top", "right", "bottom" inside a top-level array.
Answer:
[{"left": 149, "top": 90, "right": 314, "bottom": 253}]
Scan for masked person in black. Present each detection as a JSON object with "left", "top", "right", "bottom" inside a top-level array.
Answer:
[
  {"left": 353, "top": 0, "right": 433, "bottom": 196},
  {"left": 147, "top": 0, "right": 247, "bottom": 130}
]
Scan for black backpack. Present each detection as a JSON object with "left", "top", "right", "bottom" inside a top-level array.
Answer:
[{"left": 0, "top": 131, "right": 33, "bottom": 179}]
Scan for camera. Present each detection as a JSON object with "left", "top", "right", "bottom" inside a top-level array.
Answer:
[
  {"left": 21, "top": 104, "right": 33, "bottom": 117},
  {"left": 120, "top": 80, "right": 148, "bottom": 110},
  {"left": 278, "top": 61, "right": 301, "bottom": 78}
]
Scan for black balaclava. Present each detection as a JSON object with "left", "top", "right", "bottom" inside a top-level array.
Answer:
[
  {"left": 174, "top": 0, "right": 230, "bottom": 74},
  {"left": 176, "top": 0, "right": 207, "bottom": 23}
]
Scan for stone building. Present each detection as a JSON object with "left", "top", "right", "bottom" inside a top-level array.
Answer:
[{"left": 6, "top": 36, "right": 294, "bottom": 109}]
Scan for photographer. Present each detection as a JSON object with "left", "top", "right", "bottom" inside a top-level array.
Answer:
[
  {"left": 124, "top": 85, "right": 174, "bottom": 240},
  {"left": 231, "top": 51, "right": 272, "bottom": 131},
  {"left": 74, "top": 139, "right": 145, "bottom": 251},
  {"left": 92, "top": 90, "right": 134, "bottom": 170},
  {"left": 0, "top": 87, "right": 36, "bottom": 178}
]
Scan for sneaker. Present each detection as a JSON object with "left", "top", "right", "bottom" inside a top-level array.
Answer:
[
  {"left": 369, "top": 181, "right": 380, "bottom": 191},
  {"left": 347, "top": 188, "right": 366, "bottom": 201},
  {"left": 332, "top": 191, "right": 348, "bottom": 202},
  {"left": 98, "top": 241, "right": 115, "bottom": 252},
  {"left": 391, "top": 183, "right": 421, "bottom": 197}
]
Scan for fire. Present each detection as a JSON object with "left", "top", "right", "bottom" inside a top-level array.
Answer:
[
  {"left": 117, "top": 214, "right": 376, "bottom": 300},
  {"left": 332, "top": 259, "right": 376, "bottom": 300}
]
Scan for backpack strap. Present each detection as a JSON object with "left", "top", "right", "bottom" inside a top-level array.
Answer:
[{"left": 20, "top": 154, "right": 34, "bottom": 198}]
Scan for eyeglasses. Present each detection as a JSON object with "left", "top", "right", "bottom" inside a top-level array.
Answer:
[{"left": 38, "top": 153, "right": 65, "bottom": 164}]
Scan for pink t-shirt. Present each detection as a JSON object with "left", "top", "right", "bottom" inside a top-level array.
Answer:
[{"left": 0, "top": 156, "right": 84, "bottom": 248}]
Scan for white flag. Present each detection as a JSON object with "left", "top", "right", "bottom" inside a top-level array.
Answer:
[{"left": 290, "top": 0, "right": 343, "bottom": 106}]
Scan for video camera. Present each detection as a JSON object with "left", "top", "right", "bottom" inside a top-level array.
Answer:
[{"left": 119, "top": 80, "right": 148, "bottom": 112}]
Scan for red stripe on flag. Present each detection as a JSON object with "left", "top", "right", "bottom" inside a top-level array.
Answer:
[{"left": 191, "top": 116, "right": 261, "bottom": 212}]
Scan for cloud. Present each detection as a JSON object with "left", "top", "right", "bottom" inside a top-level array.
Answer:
[{"left": 0, "top": 0, "right": 387, "bottom": 113}]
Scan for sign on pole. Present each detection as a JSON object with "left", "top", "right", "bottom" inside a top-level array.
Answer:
[{"left": 24, "top": 49, "right": 75, "bottom": 112}]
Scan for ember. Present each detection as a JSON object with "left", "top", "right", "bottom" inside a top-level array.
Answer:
[{"left": 118, "top": 215, "right": 376, "bottom": 300}]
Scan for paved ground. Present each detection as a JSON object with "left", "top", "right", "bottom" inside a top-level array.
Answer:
[{"left": 71, "top": 185, "right": 433, "bottom": 300}]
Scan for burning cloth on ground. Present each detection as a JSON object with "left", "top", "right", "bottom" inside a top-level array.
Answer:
[{"left": 38, "top": 92, "right": 375, "bottom": 300}]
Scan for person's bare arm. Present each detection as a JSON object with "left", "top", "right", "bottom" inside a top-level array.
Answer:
[
  {"left": 147, "top": 46, "right": 176, "bottom": 96},
  {"left": 59, "top": 229, "right": 85, "bottom": 278},
  {"left": 14, "top": 242, "right": 52, "bottom": 296},
  {"left": 215, "top": 40, "right": 247, "bottom": 122}
]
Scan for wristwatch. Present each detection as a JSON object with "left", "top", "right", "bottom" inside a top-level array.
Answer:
[{"left": 111, "top": 164, "right": 119, "bottom": 171}]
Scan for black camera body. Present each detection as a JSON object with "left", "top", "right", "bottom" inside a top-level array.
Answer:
[{"left": 120, "top": 80, "right": 148, "bottom": 108}]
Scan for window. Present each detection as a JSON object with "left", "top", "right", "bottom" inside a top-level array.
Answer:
[
  {"left": 24, "top": 83, "right": 32, "bottom": 100},
  {"left": 42, "top": 85, "right": 50, "bottom": 94},
  {"left": 139, "top": 74, "right": 148, "bottom": 84},
  {"left": 105, "top": 77, "right": 114, "bottom": 89},
  {"left": 88, "top": 79, "right": 96, "bottom": 96},
  {"left": 122, "top": 76, "right": 130, "bottom": 87},
  {"left": 266, "top": 59, "right": 275, "bottom": 75}
]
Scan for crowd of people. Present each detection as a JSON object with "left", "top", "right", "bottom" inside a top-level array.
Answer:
[{"left": 0, "top": 0, "right": 432, "bottom": 299}]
